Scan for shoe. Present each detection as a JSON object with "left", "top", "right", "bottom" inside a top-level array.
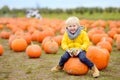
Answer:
[
  {"left": 51, "top": 65, "right": 62, "bottom": 72},
  {"left": 91, "top": 65, "right": 100, "bottom": 78}
]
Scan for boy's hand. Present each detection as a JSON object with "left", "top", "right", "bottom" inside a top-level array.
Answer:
[
  {"left": 66, "top": 48, "right": 82, "bottom": 57},
  {"left": 67, "top": 48, "right": 78, "bottom": 57},
  {"left": 73, "top": 49, "right": 80, "bottom": 56},
  {"left": 74, "top": 49, "right": 82, "bottom": 56},
  {"left": 66, "top": 49, "right": 74, "bottom": 57}
]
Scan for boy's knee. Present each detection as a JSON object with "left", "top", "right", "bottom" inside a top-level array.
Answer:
[
  {"left": 80, "top": 57, "right": 87, "bottom": 62},
  {"left": 61, "top": 56, "right": 69, "bottom": 60}
]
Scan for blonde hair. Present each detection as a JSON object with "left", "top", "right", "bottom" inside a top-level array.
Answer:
[{"left": 65, "top": 16, "right": 80, "bottom": 27}]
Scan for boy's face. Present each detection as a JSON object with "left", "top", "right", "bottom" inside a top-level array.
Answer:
[{"left": 67, "top": 24, "right": 78, "bottom": 34}]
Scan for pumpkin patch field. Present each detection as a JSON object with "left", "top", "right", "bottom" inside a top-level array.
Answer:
[{"left": 0, "top": 18, "right": 120, "bottom": 80}]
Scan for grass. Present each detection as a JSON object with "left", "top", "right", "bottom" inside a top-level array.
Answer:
[
  {"left": 0, "top": 37, "right": 120, "bottom": 80},
  {"left": 1, "top": 12, "right": 120, "bottom": 20},
  {"left": 41, "top": 12, "right": 120, "bottom": 20}
]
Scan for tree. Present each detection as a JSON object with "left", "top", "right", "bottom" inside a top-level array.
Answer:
[{"left": 0, "top": 5, "right": 10, "bottom": 14}]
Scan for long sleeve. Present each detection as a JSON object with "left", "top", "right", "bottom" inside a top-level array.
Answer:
[
  {"left": 80, "top": 31, "right": 90, "bottom": 50},
  {"left": 61, "top": 32, "right": 68, "bottom": 50}
]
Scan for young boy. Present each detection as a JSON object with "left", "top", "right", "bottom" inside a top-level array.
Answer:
[{"left": 51, "top": 16, "right": 99, "bottom": 78}]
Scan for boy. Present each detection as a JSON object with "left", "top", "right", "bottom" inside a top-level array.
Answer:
[{"left": 51, "top": 16, "right": 99, "bottom": 78}]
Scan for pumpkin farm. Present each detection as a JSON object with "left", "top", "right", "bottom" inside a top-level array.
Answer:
[{"left": 0, "top": 6, "right": 120, "bottom": 80}]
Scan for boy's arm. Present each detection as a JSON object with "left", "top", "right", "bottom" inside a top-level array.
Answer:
[
  {"left": 61, "top": 32, "right": 69, "bottom": 50},
  {"left": 81, "top": 31, "right": 91, "bottom": 51}
]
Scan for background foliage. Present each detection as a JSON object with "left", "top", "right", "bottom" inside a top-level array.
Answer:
[{"left": 0, "top": 6, "right": 120, "bottom": 20}]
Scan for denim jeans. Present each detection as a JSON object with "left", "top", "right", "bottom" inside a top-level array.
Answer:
[{"left": 59, "top": 50, "right": 94, "bottom": 69}]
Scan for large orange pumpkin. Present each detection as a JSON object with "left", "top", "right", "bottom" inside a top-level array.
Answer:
[
  {"left": 26, "top": 44, "right": 42, "bottom": 58},
  {"left": 86, "top": 46, "right": 110, "bottom": 70},
  {"left": 63, "top": 57, "right": 89, "bottom": 75},
  {"left": 11, "top": 38, "right": 28, "bottom": 52},
  {"left": 0, "top": 45, "right": 4, "bottom": 56}
]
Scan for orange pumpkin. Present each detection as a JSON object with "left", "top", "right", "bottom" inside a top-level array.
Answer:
[
  {"left": 11, "top": 38, "right": 28, "bottom": 52},
  {"left": 0, "top": 24, "right": 3, "bottom": 30},
  {"left": 87, "top": 27, "right": 105, "bottom": 40},
  {"left": 43, "top": 39, "right": 59, "bottom": 54},
  {"left": 31, "top": 30, "right": 40, "bottom": 41},
  {"left": 0, "top": 31, "right": 11, "bottom": 39},
  {"left": 0, "top": 45, "right": 4, "bottom": 56},
  {"left": 63, "top": 57, "right": 89, "bottom": 75},
  {"left": 37, "top": 29, "right": 55, "bottom": 43},
  {"left": 8, "top": 35, "right": 17, "bottom": 49},
  {"left": 37, "top": 31, "right": 45, "bottom": 43},
  {"left": 107, "top": 30, "right": 117, "bottom": 39},
  {"left": 86, "top": 46, "right": 110, "bottom": 70},
  {"left": 53, "top": 35, "right": 63, "bottom": 46},
  {"left": 115, "top": 35, "right": 120, "bottom": 50},
  {"left": 91, "top": 33, "right": 108, "bottom": 44},
  {"left": 23, "top": 33, "right": 32, "bottom": 45},
  {"left": 41, "top": 36, "right": 54, "bottom": 49},
  {"left": 101, "top": 37, "right": 113, "bottom": 45},
  {"left": 97, "top": 40, "right": 112, "bottom": 53},
  {"left": 26, "top": 44, "right": 42, "bottom": 58}
]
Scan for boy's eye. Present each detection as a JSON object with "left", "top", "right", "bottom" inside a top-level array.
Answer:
[{"left": 73, "top": 25, "right": 76, "bottom": 27}]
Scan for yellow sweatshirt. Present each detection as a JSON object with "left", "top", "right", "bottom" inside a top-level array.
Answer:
[{"left": 61, "top": 30, "right": 90, "bottom": 51}]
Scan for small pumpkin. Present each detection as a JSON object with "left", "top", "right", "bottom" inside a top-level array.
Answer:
[
  {"left": 101, "top": 37, "right": 113, "bottom": 45},
  {"left": 97, "top": 40, "right": 112, "bottom": 53},
  {"left": 91, "top": 33, "right": 108, "bottom": 44},
  {"left": 0, "top": 45, "right": 4, "bottom": 56},
  {"left": 53, "top": 35, "right": 63, "bottom": 46},
  {"left": 26, "top": 44, "right": 42, "bottom": 58},
  {"left": 0, "top": 31, "right": 11, "bottom": 39},
  {"left": 23, "top": 33, "right": 32, "bottom": 45},
  {"left": 43, "top": 39, "right": 59, "bottom": 54},
  {"left": 0, "top": 24, "right": 3, "bottom": 30},
  {"left": 41, "top": 36, "right": 53, "bottom": 49},
  {"left": 11, "top": 38, "right": 28, "bottom": 52},
  {"left": 8, "top": 35, "right": 17, "bottom": 49},
  {"left": 107, "top": 30, "right": 117, "bottom": 39},
  {"left": 115, "top": 34, "right": 120, "bottom": 50}
]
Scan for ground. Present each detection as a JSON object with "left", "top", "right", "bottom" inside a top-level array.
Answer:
[{"left": 0, "top": 38, "right": 120, "bottom": 80}]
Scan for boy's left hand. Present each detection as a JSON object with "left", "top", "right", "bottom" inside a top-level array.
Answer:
[
  {"left": 73, "top": 49, "right": 83, "bottom": 56},
  {"left": 73, "top": 49, "right": 80, "bottom": 56}
]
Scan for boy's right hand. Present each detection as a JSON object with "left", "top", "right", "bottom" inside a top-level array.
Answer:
[
  {"left": 66, "top": 49, "right": 70, "bottom": 53},
  {"left": 66, "top": 49, "right": 73, "bottom": 57}
]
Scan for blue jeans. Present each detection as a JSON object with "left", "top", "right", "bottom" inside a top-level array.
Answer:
[{"left": 59, "top": 50, "right": 94, "bottom": 69}]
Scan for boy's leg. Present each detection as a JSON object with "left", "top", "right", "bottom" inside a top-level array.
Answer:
[
  {"left": 78, "top": 51, "right": 99, "bottom": 78},
  {"left": 51, "top": 51, "right": 70, "bottom": 72},
  {"left": 78, "top": 51, "right": 93, "bottom": 68}
]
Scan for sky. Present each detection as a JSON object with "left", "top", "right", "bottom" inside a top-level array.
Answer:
[{"left": 0, "top": 0, "right": 120, "bottom": 9}]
